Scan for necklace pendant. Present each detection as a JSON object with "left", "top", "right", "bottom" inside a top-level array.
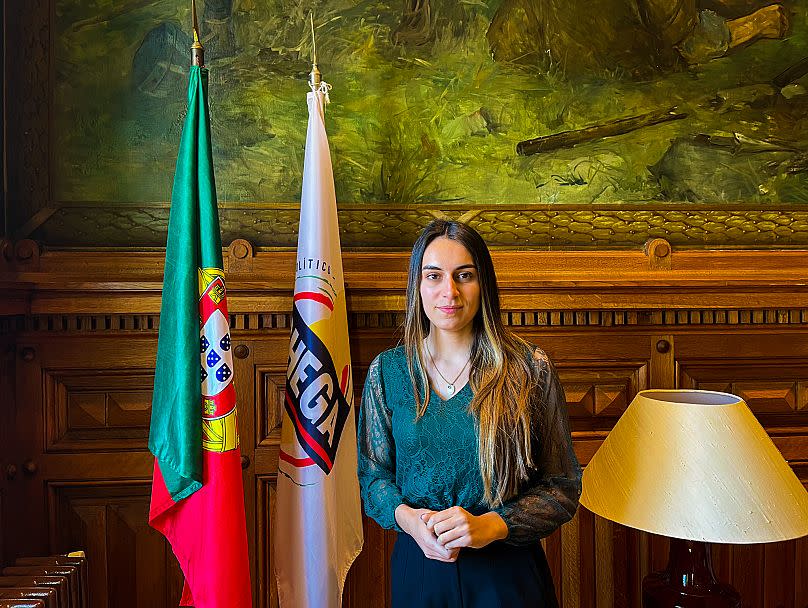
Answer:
[{"left": 446, "top": 384, "right": 455, "bottom": 396}]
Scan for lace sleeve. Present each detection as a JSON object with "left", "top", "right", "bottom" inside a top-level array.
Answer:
[
  {"left": 495, "top": 349, "right": 582, "bottom": 545},
  {"left": 357, "top": 353, "right": 405, "bottom": 531}
]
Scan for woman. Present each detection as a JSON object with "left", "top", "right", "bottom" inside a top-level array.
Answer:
[{"left": 357, "top": 219, "right": 582, "bottom": 607}]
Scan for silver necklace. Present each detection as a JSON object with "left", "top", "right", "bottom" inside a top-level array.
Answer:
[{"left": 425, "top": 341, "right": 470, "bottom": 397}]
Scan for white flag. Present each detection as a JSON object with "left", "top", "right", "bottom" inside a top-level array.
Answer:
[{"left": 276, "top": 85, "right": 364, "bottom": 608}]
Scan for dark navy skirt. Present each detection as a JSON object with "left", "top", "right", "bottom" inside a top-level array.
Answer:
[{"left": 391, "top": 533, "right": 559, "bottom": 608}]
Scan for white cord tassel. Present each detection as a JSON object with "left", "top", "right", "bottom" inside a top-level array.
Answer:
[{"left": 315, "top": 80, "right": 332, "bottom": 105}]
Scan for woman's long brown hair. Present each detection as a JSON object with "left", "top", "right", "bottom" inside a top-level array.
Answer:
[{"left": 404, "top": 220, "right": 542, "bottom": 506}]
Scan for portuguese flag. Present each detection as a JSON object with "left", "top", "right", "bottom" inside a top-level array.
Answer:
[{"left": 148, "top": 65, "right": 252, "bottom": 608}]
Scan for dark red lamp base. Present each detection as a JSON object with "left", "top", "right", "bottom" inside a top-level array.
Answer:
[{"left": 642, "top": 538, "right": 741, "bottom": 608}]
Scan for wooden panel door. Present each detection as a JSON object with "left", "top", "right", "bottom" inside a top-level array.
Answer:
[{"left": 11, "top": 334, "right": 184, "bottom": 608}]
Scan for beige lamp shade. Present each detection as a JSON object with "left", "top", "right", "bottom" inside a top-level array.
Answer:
[{"left": 580, "top": 389, "right": 808, "bottom": 544}]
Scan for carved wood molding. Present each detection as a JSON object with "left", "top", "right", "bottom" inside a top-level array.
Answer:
[
  {"left": 3, "top": 307, "right": 808, "bottom": 336},
  {"left": 2, "top": 246, "right": 808, "bottom": 318},
  {"left": 12, "top": 205, "right": 808, "bottom": 248}
]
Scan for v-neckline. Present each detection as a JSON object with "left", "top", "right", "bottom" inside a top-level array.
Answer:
[{"left": 430, "top": 380, "right": 471, "bottom": 404}]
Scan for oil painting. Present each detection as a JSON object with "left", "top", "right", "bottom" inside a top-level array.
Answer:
[{"left": 33, "top": 1, "right": 808, "bottom": 245}]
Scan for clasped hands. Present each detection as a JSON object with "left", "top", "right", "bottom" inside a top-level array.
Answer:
[{"left": 395, "top": 504, "right": 508, "bottom": 563}]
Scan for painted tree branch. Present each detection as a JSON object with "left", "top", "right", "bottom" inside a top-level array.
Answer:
[
  {"left": 773, "top": 56, "right": 808, "bottom": 88},
  {"left": 516, "top": 107, "right": 688, "bottom": 156}
]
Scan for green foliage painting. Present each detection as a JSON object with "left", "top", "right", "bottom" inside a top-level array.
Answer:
[{"left": 47, "top": 0, "right": 808, "bottom": 246}]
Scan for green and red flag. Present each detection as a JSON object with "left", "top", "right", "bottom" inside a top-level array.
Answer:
[{"left": 148, "top": 64, "right": 252, "bottom": 608}]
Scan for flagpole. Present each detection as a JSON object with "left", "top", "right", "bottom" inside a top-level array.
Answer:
[
  {"left": 191, "top": 0, "right": 205, "bottom": 67},
  {"left": 277, "top": 15, "right": 364, "bottom": 607},
  {"left": 149, "top": 2, "right": 252, "bottom": 604},
  {"left": 308, "top": 13, "right": 321, "bottom": 89}
]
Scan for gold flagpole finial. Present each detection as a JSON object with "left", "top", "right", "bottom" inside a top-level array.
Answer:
[
  {"left": 191, "top": 0, "right": 205, "bottom": 67},
  {"left": 308, "top": 13, "right": 321, "bottom": 89}
]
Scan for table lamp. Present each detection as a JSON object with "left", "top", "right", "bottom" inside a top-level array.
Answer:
[{"left": 580, "top": 389, "right": 808, "bottom": 607}]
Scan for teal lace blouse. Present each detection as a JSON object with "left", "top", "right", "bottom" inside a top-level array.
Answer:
[{"left": 357, "top": 345, "right": 582, "bottom": 546}]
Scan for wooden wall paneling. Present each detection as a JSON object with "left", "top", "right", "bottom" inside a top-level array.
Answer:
[
  {"left": 558, "top": 506, "right": 631, "bottom": 608},
  {"left": 675, "top": 329, "right": 808, "bottom": 608},
  {"left": 733, "top": 544, "right": 766, "bottom": 608},
  {"left": 44, "top": 369, "right": 153, "bottom": 453},
  {"left": 764, "top": 540, "right": 796, "bottom": 608},
  {"left": 522, "top": 330, "right": 652, "bottom": 466},
  {"left": 255, "top": 365, "right": 285, "bottom": 450},
  {"left": 7, "top": 249, "right": 808, "bottom": 323},
  {"left": 675, "top": 333, "right": 808, "bottom": 447},
  {"left": 636, "top": 529, "right": 651, "bottom": 608},
  {"left": 649, "top": 334, "right": 675, "bottom": 389},
  {"left": 341, "top": 332, "right": 399, "bottom": 608},
  {"left": 516, "top": 330, "right": 656, "bottom": 608},
  {"left": 560, "top": 362, "right": 646, "bottom": 430},
  {"left": 711, "top": 542, "right": 733, "bottom": 597},
  {"left": 593, "top": 515, "right": 613, "bottom": 608},
  {"left": 0, "top": 0, "right": 3, "bottom": 238},
  {"left": 544, "top": 526, "right": 563, "bottom": 606},
  {"left": 14, "top": 337, "right": 50, "bottom": 557},
  {"left": 228, "top": 331, "right": 261, "bottom": 607},
  {"left": 48, "top": 481, "right": 184, "bottom": 608},
  {"left": 679, "top": 364, "right": 808, "bottom": 414},
  {"left": 675, "top": 330, "right": 808, "bottom": 362},
  {"left": 256, "top": 475, "right": 277, "bottom": 608},
  {"left": 11, "top": 334, "right": 189, "bottom": 605},
  {"left": 561, "top": 511, "right": 581, "bottom": 608},
  {"left": 796, "top": 535, "right": 807, "bottom": 608},
  {"left": 341, "top": 520, "right": 390, "bottom": 608},
  {"left": 0, "top": 487, "right": 3, "bottom": 567},
  {"left": 646, "top": 533, "right": 670, "bottom": 577},
  {"left": 237, "top": 332, "right": 285, "bottom": 608},
  {"left": 0, "top": 336, "right": 15, "bottom": 565},
  {"left": 519, "top": 331, "right": 652, "bottom": 367},
  {"left": 576, "top": 506, "right": 597, "bottom": 608},
  {"left": 247, "top": 328, "right": 401, "bottom": 608},
  {"left": 341, "top": 348, "right": 396, "bottom": 608},
  {"left": 4, "top": 321, "right": 805, "bottom": 608},
  {"left": 600, "top": 528, "right": 666, "bottom": 608},
  {"left": 3, "top": 248, "right": 808, "bottom": 607},
  {"left": 609, "top": 522, "right": 643, "bottom": 608}
]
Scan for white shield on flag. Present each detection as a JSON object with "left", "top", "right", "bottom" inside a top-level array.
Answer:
[{"left": 200, "top": 309, "right": 234, "bottom": 398}]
